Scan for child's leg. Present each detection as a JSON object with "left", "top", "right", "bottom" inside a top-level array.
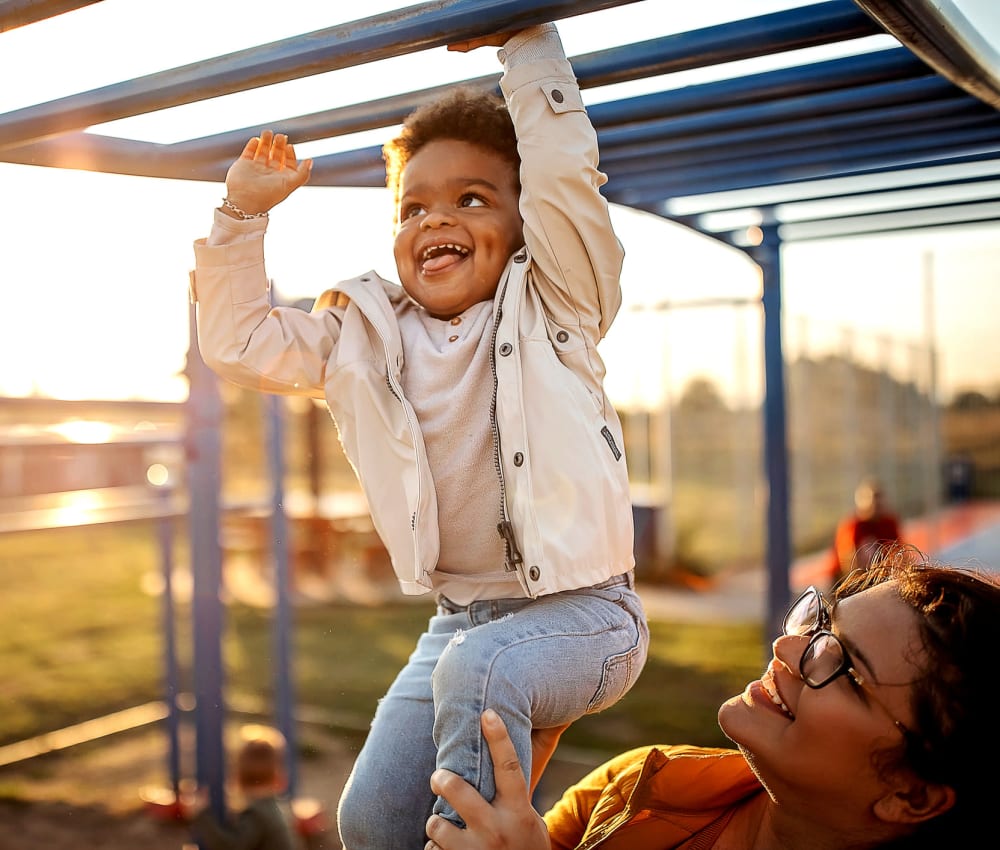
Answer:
[
  {"left": 430, "top": 573, "right": 649, "bottom": 827},
  {"left": 337, "top": 608, "right": 470, "bottom": 850}
]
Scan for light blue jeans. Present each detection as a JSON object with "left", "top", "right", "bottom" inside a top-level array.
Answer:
[{"left": 336, "top": 572, "right": 649, "bottom": 850}]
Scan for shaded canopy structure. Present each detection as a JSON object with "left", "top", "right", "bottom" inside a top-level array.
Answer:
[
  {"left": 3, "top": 0, "right": 998, "bottom": 593},
  {"left": 3, "top": 0, "right": 998, "bottom": 808}
]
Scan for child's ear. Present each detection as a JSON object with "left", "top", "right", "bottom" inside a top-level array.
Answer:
[{"left": 873, "top": 777, "right": 956, "bottom": 825}]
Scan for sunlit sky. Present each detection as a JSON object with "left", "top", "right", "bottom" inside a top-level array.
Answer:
[{"left": 1, "top": 0, "right": 999, "bottom": 408}]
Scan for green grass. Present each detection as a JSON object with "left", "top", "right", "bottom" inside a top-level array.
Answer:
[{"left": 0, "top": 523, "right": 765, "bottom": 756}]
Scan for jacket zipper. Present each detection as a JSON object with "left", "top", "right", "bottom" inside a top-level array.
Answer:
[{"left": 489, "top": 278, "right": 523, "bottom": 572}]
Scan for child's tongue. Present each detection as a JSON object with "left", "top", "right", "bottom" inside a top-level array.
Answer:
[{"left": 422, "top": 252, "right": 463, "bottom": 273}]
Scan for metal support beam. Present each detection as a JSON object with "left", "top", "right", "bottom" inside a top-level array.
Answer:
[
  {"left": 184, "top": 300, "right": 227, "bottom": 827},
  {"left": 749, "top": 224, "right": 791, "bottom": 643},
  {"left": 265, "top": 348, "right": 298, "bottom": 800},
  {"left": 856, "top": 0, "right": 1000, "bottom": 108}
]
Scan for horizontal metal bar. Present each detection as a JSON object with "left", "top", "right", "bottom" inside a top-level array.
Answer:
[
  {"left": 662, "top": 152, "right": 1000, "bottom": 217},
  {"left": 601, "top": 106, "right": 998, "bottom": 176},
  {"left": 855, "top": 0, "right": 1000, "bottom": 108},
  {"left": 605, "top": 131, "right": 1000, "bottom": 206},
  {"left": 587, "top": 47, "right": 930, "bottom": 129},
  {"left": 0, "top": 0, "right": 100, "bottom": 33},
  {"left": 778, "top": 199, "right": 1000, "bottom": 241},
  {"left": 542, "top": 0, "right": 880, "bottom": 90},
  {"left": 1, "top": 44, "right": 932, "bottom": 181},
  {"left": 595, "top": 75, "right": 959, "bottom": 150},
  {"left": 159, "top": 0, "right": 877, "bottom": 162},
  {"left": 759, "top": 167, "right": 1000, "bottom": 216},
  {"left": 0, "top": 0, "right": 642, "bottom": 150},
  {"left": 0, "top": 0, "right": 878, "bottom": 160}
]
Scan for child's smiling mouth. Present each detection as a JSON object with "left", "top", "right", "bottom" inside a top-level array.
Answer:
[{"left": 420, "top": 242, "right": 470, "bottom": 273}]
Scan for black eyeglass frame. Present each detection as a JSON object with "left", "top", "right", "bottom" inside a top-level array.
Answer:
[{"left": 782, "top": 586, "right": 914, "bottom": 739}]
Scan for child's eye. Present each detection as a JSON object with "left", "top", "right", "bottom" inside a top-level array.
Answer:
[
  {"left": 401, "top": 204, "right": 426, "bottom": 220},
  {"left": 459, "top": 194, "right": 487, "bottom": 208}
]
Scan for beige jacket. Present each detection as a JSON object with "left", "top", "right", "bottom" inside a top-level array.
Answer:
[{"left": 190, "top": 46, "right": 632, "bottom": 597}]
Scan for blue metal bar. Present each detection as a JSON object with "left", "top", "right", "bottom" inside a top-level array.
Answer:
[
  {"left": 0, "top": 0, "right": 101, "bottom": 32},
  {"left": 606, "top": 127, "right": 1000, "bottom": 206},
  {"left": 652, "top": 151, "right": 1000, "bottom": 220},
  {"left": 594, "top": 76, "right": 960, "bottom": 150},
  {"left": 599, "top": 93, "right": 986, "bottom": 166},
  {"left": 586, "top": 48, "right": 930, "bottom": 130},
  {"left": 603, "top": 107, "right": 996, "bottom": 179},
  {"left": 750, "top": 224, "right": 791, "bottom": 643},
  {"left": 0, "top": 2, "right": 884, "bottom": 172},
  {"left": 0, "top": 0, "right": 642, "bottom": 150},
  {"left": 777, "top": 200, "right": 1000, "bottom": 241},
  {"left": 185, "top": 300, "right": 227, "bottom": 828},
  {"left": 559, "top": 0, "right": 878, "bottom": 89},
  {"left": 162, "top": 0, "right": 875, "bottom": 159}
]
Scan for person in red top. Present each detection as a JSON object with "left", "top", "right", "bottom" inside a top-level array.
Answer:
[{"left": 829, "top": 477, "right": 903, "bottom": 587}]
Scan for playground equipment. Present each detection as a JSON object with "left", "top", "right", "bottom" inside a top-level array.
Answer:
[{"left": 4, "top": 0, "right": 999, "bottom": 838}]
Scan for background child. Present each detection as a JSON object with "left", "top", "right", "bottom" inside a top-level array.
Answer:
[
  {"left": 190, "top": 23, "right": 649, "bottom": 850},
  {"left": 182, "top": 724, "right": 296, "bottom": 850},
  {"left": 828, "top": 476, "right": 904, "bottom": 586}
]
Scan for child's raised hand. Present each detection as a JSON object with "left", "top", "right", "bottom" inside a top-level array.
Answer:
[{"left": 223, "top": 130, "right": 313, "bottom": 216}]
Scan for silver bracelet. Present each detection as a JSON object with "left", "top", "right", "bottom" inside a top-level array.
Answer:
[{"left": 221, "top": 197, "right": 269, "bottom": 220}]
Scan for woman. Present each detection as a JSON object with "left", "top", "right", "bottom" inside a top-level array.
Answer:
[{"left": 424, "top": 550, "right": 1000, "bottom": 849}]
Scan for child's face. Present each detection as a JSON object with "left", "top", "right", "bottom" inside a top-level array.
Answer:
[{"left": 393, "top": 138, "right": 523, "bottom": 320}]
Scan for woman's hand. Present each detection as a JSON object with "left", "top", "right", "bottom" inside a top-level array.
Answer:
[
  {"left": 223, "top": 129, "right": 312, "bottom": 216},
  {"left": 424, "top": 710, "right": 552, "bottom": 850}
]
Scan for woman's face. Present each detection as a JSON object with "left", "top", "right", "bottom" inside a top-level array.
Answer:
[{"left": 718, "top": 582, "right": 923, "bottom": 818}]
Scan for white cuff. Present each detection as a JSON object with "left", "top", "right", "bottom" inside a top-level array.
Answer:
[{"left": 497, "top": 24, "right": 564, "bottom": 69}]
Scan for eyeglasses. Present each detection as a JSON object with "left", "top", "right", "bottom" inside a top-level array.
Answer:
[{"left": 782, "top": 586, "right": 913, "bottom": 739}]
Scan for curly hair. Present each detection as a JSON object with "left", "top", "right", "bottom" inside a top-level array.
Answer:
[
  {"left": 835, "top": 545, "right": 1000, "bottom": 847},
  {"left": 383, "top": 86, "right": 520, "bottom": 226}
]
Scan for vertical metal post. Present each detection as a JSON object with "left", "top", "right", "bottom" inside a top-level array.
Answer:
[
  {"left": 185, "top": 297, "right": 227, "bottom": 826},
  {"left": 750, "top": 224, "right": 791, "bottom": 642},
  {"left": 266, "top": 392, "right": 298, "bottom": 799},
  {"left": 156, "top": 485, "right": 182, "bottom": 798},
  {"left": 793, "top": 316, "right": 813, "bottom": 546},
  {"left": 922, "top": 251, "right": 942, "bottom": 552}
]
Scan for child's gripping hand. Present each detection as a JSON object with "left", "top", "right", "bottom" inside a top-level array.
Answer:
[
  {"left": 224, "top": 129, "right": 313, "bottom": 216},
  {"left": 447, "top": 31, "right": 522, "bottom": 53}
]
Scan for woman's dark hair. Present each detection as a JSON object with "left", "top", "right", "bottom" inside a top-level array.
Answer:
[
  {"left": 383, "top": 86, "right": 520, "bottom": 226},
  {"left": 836, "top": 544, "right": 1000, "bottom": 846}
]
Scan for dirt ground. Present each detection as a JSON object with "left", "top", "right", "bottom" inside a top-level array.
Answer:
[
  {"left": 0, "top": 721, "right": 589, "bottom": 850},
  {"left": 0, "top": 722, "right": 355, "bottom": 850}
]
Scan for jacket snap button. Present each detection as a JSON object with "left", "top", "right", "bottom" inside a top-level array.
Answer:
[
  {"left": 514, "top": 251, "right": 527, "bottom": 263},
  {"left": 528, "top": 566, "right": 540, "bottom": 581},
  {"left": 551, "top": 89, "right": 564, "bottom": 103},
  {"left": 556, "top": 330, "right": 569, "bottom": 343},
  {"left": 513, "top": 452, "right": 523, "bottom": 466},
  {"left": 499, "top": 342, "right": 513, "bottom": 356}
]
